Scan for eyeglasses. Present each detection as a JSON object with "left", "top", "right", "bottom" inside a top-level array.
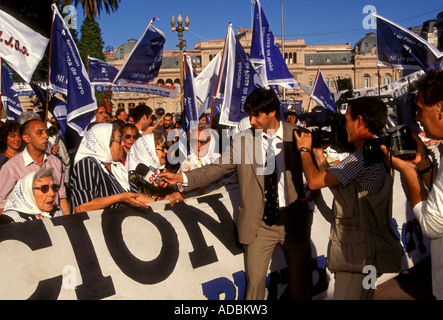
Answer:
[
  {"left": 33, "top": 184, "right": 60, "bottom": 194},
  {"left": 191, "top": 138, "right": 210, "bottom": 145},
  {"left": 124, "top": 134, "right": 139, "bottom": 140},
  {"left": 156, "top": 146, "right": 166, "bottom": 152}
]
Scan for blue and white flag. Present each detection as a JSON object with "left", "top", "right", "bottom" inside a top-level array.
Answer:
[
  {"left": 219, "top": 23, "right": 263, "bottom": 127},
  {"left": 181, "top": 52, "right": 199, "bottom": 132},
  {"left": 375, "top": 13, "right": 443, "bottom": 71},
  {"left": 250, "top": 0, "right": 298, "bottom": 89},
  {"left": 311, "top": 69, "right": 336, "bottom": 112},
  {"left": 88, "top": 57, "right": 119, "bottom": 84},
  {"left": 48, "top": 4, "right": 97, "bottom": 152},
  {"left": 29, "top": 83, "right": 67, "bottom": 137},
  {"left": 113, "top": 18, "right": 165, "bottom": 85},
  {"left": 1, "top": 60, "right": 23, "bottom": 122},
  {"left": 195, "top": 52, "right": 223, "bottom": 117}
]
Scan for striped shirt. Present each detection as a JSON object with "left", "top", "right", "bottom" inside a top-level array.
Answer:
[
  {"left": 70, "top": 157, "right": 136, "bottom": 212},
  {"left": 2, "top": 208, "right": 63, "bottom": 223},
  {"left": 327, "top": 148, "right": 388, "bottom": 195}
]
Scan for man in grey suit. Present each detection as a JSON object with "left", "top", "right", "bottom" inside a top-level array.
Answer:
[{"left": 160, "top": 88, "right": 312, "bottom": 300}]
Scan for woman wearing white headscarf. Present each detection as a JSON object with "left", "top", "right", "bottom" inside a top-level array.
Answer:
[
  {"left": 178, "top": 123, "right": 236, "bottom": 194},
  {"left": 0, "top": 168, "right": 63, "bottom": 223},
  {"left": 179, "top": 123, "right": 221, "bottom": 172},
  {"left": 70, "top": 123, "right": 152, "bottom": 214},
  {"left": 126, "top": 130, "right": 183, "bottom": 204}
]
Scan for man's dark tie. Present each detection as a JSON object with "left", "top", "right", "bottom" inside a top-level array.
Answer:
[{"left": 263, "top": 137, "right": 279, "bottom": 226}]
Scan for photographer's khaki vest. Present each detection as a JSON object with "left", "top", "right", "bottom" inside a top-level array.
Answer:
[{"left": 327, "top": 173, "right": 403, "bottom": 274}]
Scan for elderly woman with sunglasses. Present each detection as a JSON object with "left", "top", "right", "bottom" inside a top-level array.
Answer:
[
  {"left": 70, "top": 123, "right": 153, "bottom": 214},
  {"left": 126, "top": 130, "right": 184, "bottom": 205},
  {"left": 0, "top": 168, "right": 63, "bottom": 224}
]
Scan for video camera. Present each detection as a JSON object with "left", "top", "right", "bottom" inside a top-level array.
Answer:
[
  {"left": 296, "top": 109, "right": 355, "bottom": 153},
  {"left": 363, "top": 124, "right": 417, "bottom": 160}
]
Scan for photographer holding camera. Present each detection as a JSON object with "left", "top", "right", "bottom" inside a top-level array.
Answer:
[
  {"left": 295, "top": 96, "right": 403, "bottom": 300},
  {"left": 381, "top": 70, "right": 443, "bottom": 300}
]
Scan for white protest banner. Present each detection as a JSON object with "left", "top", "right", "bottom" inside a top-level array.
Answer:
[{"left": 0, "top": 176, "right": 430, "bottom": 300}]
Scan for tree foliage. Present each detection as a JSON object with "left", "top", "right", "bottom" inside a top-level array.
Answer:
[
  {"left": 62, "top": 0, "right": 121, "bottom": 20},
  {"left": 78, "top": 16, "right": 106, "bottom": 66}
]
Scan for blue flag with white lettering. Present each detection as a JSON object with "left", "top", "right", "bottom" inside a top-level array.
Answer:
[
  {"left": 29, "top": 83, "right": 67, "bottom": 137},
  {"left": 88, "top": 57, "right": 119, "bottom": 84},
  {"left": 182, "top": 53, "right": 199, "bottom": 132},
  {"left": 113, "top": 19, "right": 165, "bottom": 85},
  {"left": 49, "top": 5, "right": 97, "bottom": 153},
  {"left": 1, "top": 60, "right": 23, "bottom": 122},
  {"left": 311, "top": 70, "right": 336, "bottom": 112},
  {"left": 219, "top": 24, "right": 263, "bottom": 127},
  {"left": 250, "top": 0, "right": 298, "bottom": 89},
  {"left": 375, "top": 13, "right": 443, "bottom": 71}
]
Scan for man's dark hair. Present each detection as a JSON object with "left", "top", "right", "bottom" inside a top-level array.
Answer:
[
  {"left": 115, "top": 108, "right": 126, "bottom": 117},
  {"left": 20, "top": 119, "right": 44, "bottom": 138},
  {"left": 348, "top": 96, "right": 387, "bottom": 136},
  {"left": 244, "top": 88, "right": 281, "bottom": 121},
  {"left": 129, "top": 104, "right": 153, "bottom": 123},
  {"left": 412, "top": 69, "right": 443, "bottom": 107}
]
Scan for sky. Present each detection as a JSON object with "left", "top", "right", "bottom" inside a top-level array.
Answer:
[{"left": 76, "top": 0, "right": 443, "bottom": 52}]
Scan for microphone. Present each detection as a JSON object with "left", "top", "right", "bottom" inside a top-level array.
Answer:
[{"left": 135, "top": 163, "right": 165, "bottom": 185}]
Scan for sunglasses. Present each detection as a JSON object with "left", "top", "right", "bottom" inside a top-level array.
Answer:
[
  {"left": 33, "top": 184, "right": 60, "bottom": 194},
  {"left": 124, "top": 134, "right": 139, "bottom": 140}
]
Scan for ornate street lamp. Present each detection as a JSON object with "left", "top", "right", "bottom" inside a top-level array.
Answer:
[{"left": 170, "top": 14, "right": 190, "bottom": 112}]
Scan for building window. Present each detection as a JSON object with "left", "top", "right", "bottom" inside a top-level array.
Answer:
[
  {"left": 363, "top": 74, "right": 370, "bottom": 88},
  {"left": 308, "top": 78, "right": 313, "bottom": 87},
  {"left": 129, "top": 103, "right": 135, "bottom": 109},
  {"left": 384, "top": 74, "right": 392, "bottom": 85},
  {"left": 118, "top": 103, "right": 125, "bottom": 109},
  {"left": 373, "top": 74, "right": 379, "bottom": 87}
]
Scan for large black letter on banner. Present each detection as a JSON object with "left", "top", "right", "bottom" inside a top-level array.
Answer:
[
  {"left": 102, "top": 207, "right": 179, "bottom": 284},
  {"left": 168, "top": 193, "right": 243, "bottom": 269},
  {"left": 0, "top": 220, "right": 62, "bottom": 300},
  {"left": 52, "top": 213, "right": 115, "bottom": 300}
]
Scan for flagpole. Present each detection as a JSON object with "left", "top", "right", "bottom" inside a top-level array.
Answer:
[
  {"left": 281, "top": 0, "right": 286, "bottom": 101},
  {"left": 209, "top": 24, "right": 229, "bottom": 126},
  {"left": 45, "top": 2, "right": 56, "bottom": 124},
  {"left": 0, "top": 58, "right": 2, "bottom": 115},
  {"left": 158, "top": 92, "right": 184, "bottom": 123},
  {"left": 377, "top": 66, "right": 381, "bottom": 96},
  {"left": 306, "top": 68, "right": 320, "bottom": 114},
  {"left": 98, "top": 83, "right": 113, "bottom": 107}
]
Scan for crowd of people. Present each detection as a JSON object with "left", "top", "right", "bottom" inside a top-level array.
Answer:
[{"left": 0, "top": 70, "right": 442, "bottom": 301}]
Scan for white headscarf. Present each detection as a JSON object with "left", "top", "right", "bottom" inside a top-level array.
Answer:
[
  {"left": 180, "top": 128, "right": 220, "bottom": 172},
  {"left": 75, "top": 123, "right": 130, "bottom": 191},
  {"left": 125, "top": 133, "right": 161, "bottom": 172},
  {"left": 4, "top": 171, "right": 54, "bottom": 217}
]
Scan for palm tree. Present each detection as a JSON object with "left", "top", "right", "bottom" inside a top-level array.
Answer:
[{"left": 63, "top": 0, "right": 121, "bottom": 19}]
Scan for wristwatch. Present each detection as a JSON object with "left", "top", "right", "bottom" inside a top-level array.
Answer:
[{"left": 299, "top": 147, "right": 311, "bottom": 153}]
